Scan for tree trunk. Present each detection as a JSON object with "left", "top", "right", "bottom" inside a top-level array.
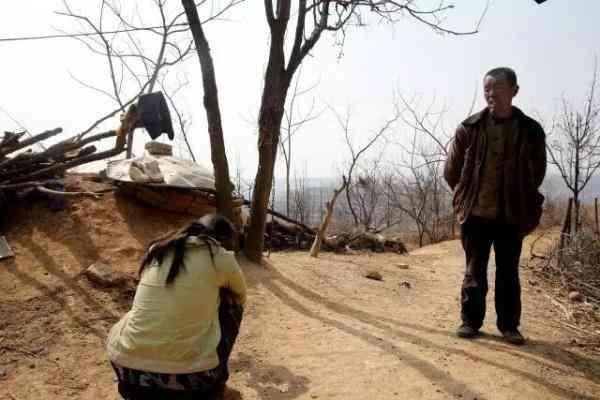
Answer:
[
  {"left": 244, "top": 21, "right": 290, "bottom": 262},
  {"left": 574, "top": 193, "right": 581, "bottom": 235},
  {"left": 310, "top": 180, "right": 347, "bottom": 258},
  {"left": 244, "top": 94, "right": 287, "bottom": 261},
  {"left": 182, "top": 0, "right": 235, "bottom": 228},
  {"left": 574, "top": 142, "right": 580, "bottom": 234},
  {"left": 559, "top": 197, "right": 573, "bottom": 266},
  {"left": 286, "top": 154, "right": 291, "bottom": 217},
  {"left": 244, "top": 131, "right": 274, "bottom": 261},
  {"left": 345, "top": 179, "right": 360, "bottom": 225}
]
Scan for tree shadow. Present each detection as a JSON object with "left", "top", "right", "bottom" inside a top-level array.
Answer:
[
  {"left": 260, "top": 277, "right": 487, "bottom": 399},
  {"left": 476, "top": 333, "right": 600, "bottom": 381},
  {"left": 2, "top": 258, "right": 109, "bottom": 340},
  {"left": 5, "top": 213, "right": 126, "bottom": 339},
  {"left": 230, "top": 352, "right": 310, "bottom": 400},
  {"left": 260, "top": 263, "right": 600, "bottom": 400},
  {"left": 365, "top": 312, "right": 600, "bottom": 384},
  {"left": 34, "top": 210, "right": 104, "bottom": 271},
  {"left": 370, "top": 299, "right": 600, "bottom": 383}
]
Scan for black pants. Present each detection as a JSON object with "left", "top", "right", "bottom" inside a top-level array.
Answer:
[
  {"left": 460, "top": 216, "right": 523, "bottom": 332},
  {"left": 114, "top": 289, "right": 244, "bottom": 400}
]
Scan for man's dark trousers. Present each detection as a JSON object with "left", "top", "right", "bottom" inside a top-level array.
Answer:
[{"left": 460, "top": 216, "right": 523, "bottom": 332}]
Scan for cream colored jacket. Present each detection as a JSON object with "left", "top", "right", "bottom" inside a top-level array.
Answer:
[{"left": 106, "top": 237, "right": 246, "bottom": 374}]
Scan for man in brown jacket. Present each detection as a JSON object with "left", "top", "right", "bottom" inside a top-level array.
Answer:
[{"left": 444, "top": 67, "right": 546, "bottom": 345}]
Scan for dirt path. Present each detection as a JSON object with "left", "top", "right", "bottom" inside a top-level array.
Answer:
[
  {"left": 232, "top": 245, "right": 600, "bottom": 400},
  {"left": 1, "top": 191, "right": 599, "bottom": 399}
]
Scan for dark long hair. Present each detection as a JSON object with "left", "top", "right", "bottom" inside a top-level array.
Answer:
[{"left": 139, "top": 214, "right": 235, "bottom": 285}]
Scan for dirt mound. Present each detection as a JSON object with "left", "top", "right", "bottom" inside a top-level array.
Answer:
[{"left": 0, "top": 174, "right": 194, "bottom": 398}]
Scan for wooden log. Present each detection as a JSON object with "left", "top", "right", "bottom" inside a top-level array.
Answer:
[
  {"left": 69, "top": 145, "right": 96, "bottom": 159},
  {"left": 0, "top": 131, "right": 113, "bottom": 174},
  {"left": 76, "top": 130, "right": 116, "bottom": 146},
  {"left": 241, "top": 198, "right": 315, "bottom": 235},
  {"left": 0, "top": 130, "right": 114, "bottom": 179},
  {"left": 1, "top": 131, "right": 119, "bottom": 184},
  {"left": 34, "top": 185, "right": 108, "bottom": 198},
  {"left": 5, "top": 145, "right": 127, "bottom": 184},
  {"left": 0, "top": 131, "right": 25, "bottom": 149},
  {"left": 0, "top": 179, "right": 63, "bottom": 190},
  {"left": 0, "top": 128, "right": 62, "bottom": 157},
  {"left": 0, "top": 150, "right": 35, "bottom": 170}
]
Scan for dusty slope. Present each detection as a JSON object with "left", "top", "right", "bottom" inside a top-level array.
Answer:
[{"left": 1, "top": 175, "right": 599, "bottom": 399}]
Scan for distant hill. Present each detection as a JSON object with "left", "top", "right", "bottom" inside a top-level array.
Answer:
[
  {"left": 263, "top": 173, "right": 600, "bottom": 228},
  {"left": 542, "top": 174, "right": 600, "bottom": 202}
]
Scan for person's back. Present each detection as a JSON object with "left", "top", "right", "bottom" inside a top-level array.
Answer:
[{"left": 106, "top": 215, "right": 246, "bottom": 399}]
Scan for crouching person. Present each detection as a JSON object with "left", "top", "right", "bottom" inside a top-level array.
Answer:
[{"left": 107, "top": 214, "right": 246, "bottom": 399}]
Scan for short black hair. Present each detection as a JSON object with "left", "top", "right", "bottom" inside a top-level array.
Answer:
[{"left": 485, "top": 67, "right": 518, "bottom": 87}]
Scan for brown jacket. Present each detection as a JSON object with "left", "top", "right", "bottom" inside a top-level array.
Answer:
[{"left": 444, "top": 107, "right": 546, "bottom": 236}]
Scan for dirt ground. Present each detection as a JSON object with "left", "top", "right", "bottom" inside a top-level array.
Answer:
[{"left": 1, "top": 175, "right": 599, "bottom": 399}]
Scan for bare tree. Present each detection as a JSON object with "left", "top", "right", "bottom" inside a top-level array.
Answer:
[
  {"left": 60, "top": 0, "right": 241, "bottom": 225},
  {"left": 387, "top": 143, "right": 452, "bottom": 247},
  {"left": 309, "top": 105, "right": 398, "bottom": 257},
  {"left": 244, "top": 0, "right": 487, "bottom": 261},
  {"left": 310, "top": 177, "right": 347, "bottom": 257},
  {"left": 345, "top": 156, "right": 396, "bottom": 231},
  {"left": 387, "top": 94, "right": 457, "bottom": 246},
  {"left": 280, "top": 69, "right": 322, "bottom": 217},
  {"left": 547, "top": 61, "right": 600, "bottom": 234},
  {"left": 58, "top": 1, "right": 193, "bottom": 143},
  {"left": 291, "top": 169, "right": 314, "bottom": 225},
  {"left": 232, "top": 153, "right": 251, "bottom": 198},
  {"left": 59, "top": 1, "right": 240, "bottom": 155},
  {"left": 182, "top": 0, "right": 238, "bottom": 227},
  {"left": 346, "top": 92, "right": 472, "bottom": 239}
]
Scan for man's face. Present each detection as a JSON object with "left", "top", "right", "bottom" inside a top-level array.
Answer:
[{"left": 483, "top": 75, "right": 519, "bottom": 116}]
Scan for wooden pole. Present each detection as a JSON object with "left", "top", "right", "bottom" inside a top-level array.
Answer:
[
  {"left": 559, "top": 198, "right": 573, "bottom": 266},
  {"left": 310, "top": 177, "right": 347, "bottom": 258},
  {"left": 595, "top": 198, "right": 599, "bottom": 237}
]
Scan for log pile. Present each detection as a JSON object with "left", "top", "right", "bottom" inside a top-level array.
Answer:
[
  {"left": 0, "top": 128, "right": 122, "bottom": 217},
  {"left": 264, "top": 215, "right": 316, "bottom": 251},
  {"left": 263, "top": 214, "right": 407, "bottom": 254},
  {"left": 324, "top": 230, "right": 408, "bottom": 254}
]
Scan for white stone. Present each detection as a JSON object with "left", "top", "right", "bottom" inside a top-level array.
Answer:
[{"left": 85, "top": 262, "right": 120, "bottom": 286}]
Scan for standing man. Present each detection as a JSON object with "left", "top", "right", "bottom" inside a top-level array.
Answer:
[{"left": 444, "top": 67, "right": 546, "bottom": 345}]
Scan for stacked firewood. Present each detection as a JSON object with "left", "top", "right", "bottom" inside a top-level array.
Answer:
[
  {"left": 263, "top": 214, "right": 407, "bottom": 254},
  {"left": 264, "top": 215, "right": 316, "bottom": 251},
  {"left": 323, "top": 231, "right": 408, "bottom": 254},
  {"left": 0, "top": 128, "right": 122, "bottom": 214}
]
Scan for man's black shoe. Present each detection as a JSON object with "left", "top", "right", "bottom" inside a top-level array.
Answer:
[
  {"left": 456, "top": 324, "right": 479, "bottom": 338},
  {"left": 501, "top": 329, "right": 525, "bottom": 345}
]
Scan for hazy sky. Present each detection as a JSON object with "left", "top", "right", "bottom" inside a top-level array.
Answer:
[{"left": 1, "top": 1, "right": 599, "bottom": 182}]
